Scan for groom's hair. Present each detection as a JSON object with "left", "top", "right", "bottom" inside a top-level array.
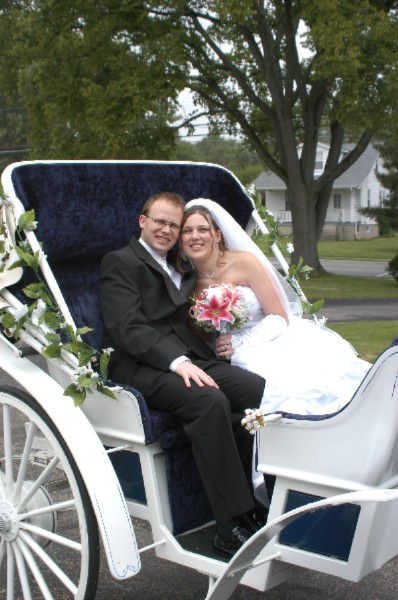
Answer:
[{"left": 141, "top": 191, "right": 186, "bottom": 215}]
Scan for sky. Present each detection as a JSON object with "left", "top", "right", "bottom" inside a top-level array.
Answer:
[{"left": 177, "top": 88, "right": 209, "bottom": 141}]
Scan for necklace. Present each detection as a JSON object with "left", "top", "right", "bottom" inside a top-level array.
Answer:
[{"left": 198, "top": 268, "right": 216, "bottom": 279}]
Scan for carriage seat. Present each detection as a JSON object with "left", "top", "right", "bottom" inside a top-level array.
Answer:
[
  {"left": 4, "top": 160, "right": 256, "bottom": 534},
  {"left": 257, "top": 344, "right": 398, "bottom": 491}
]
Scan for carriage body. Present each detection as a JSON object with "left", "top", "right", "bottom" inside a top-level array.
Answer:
[{"left": 1, "top": 160, "right": 398, "bottom": 599}]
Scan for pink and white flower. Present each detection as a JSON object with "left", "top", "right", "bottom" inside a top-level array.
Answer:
[{"left": 190, "top": 283, "right": 251, "bottom": 333}]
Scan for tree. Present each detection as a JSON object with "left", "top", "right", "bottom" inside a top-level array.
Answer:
[
  {"left": 144, "top": 0, "right": 398, "bottom": 273},
  {"left": 0, "top": 0, "right": 185, "bottom": 160},
  {"left": 0, "top": 98, "right": 30, "bottom": 173},
  {"left": 2, "top": 1, "right": 398, "bottom": 273},
  {"left": 173, "top": 134, "right": 263, "bottom": 184}
]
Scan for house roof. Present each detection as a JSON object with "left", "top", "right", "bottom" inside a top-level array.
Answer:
[{"left": 255, "top": 143, "right": 379, "bottom": 190}]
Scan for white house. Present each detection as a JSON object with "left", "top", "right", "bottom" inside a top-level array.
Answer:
[{"left": 254, "top": 142, "right": 389, "bottom": 240}]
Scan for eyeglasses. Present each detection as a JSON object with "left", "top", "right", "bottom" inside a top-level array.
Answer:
[{"left": 145, "top": 214, "right": 181, "bottom": 232}]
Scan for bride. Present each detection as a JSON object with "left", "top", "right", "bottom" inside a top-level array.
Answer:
[{"left": 180, "top": 198, "right": 371, "bottom": 495}]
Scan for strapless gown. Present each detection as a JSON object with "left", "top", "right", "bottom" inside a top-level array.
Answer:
[
  {"left": 231, "top": 286, "right": 372, "bottom": 500},
  {"left": 232, "top": 286, "right": 371, "bottom": 417}
]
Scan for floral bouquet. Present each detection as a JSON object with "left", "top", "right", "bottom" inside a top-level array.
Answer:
[{"left": 189, "top": 283, "right": 251, "bottom": 333}]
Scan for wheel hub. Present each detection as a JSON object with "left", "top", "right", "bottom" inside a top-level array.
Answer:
[
  {"left": 0, "top": 482, "right": 56, "bottom": 545},
  {"left": 0, "top": 501, "right": 19, "bottom": 541}
]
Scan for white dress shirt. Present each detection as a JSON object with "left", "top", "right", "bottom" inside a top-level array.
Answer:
[
  {"left": 139, "top": 238, "right": 189, "bottom": 371},
  {"left": 139, "top": 239, "right": 182, "bottom": 289}
]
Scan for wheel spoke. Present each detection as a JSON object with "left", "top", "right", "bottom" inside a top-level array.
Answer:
[
  {"left": 7, "top": 541, "right": 15, "bottom": 600},
  {"left": 0, "top": 537, "right": 5, "bottom": 567},
  {"left": 16, "top": 536, "right": 54, "bottom": 600},
  {"left": 3, "top": 404, "right": 14, "bottom": 496},
  {"left": 13, "top": 540, "right": 33, "bottom": 600},
  {"left": 20, "top": 521, "right": 81, "bottom": 552},
  {"left": 17, "top": 455, "right": 60, "bottom": 512},
  {"left": 19, "top": 529, "right": 78, "bottom": 595},
  {"left": 13, "top": 421, "right": 38, "bottom": 505},
  {"left": 20, "top": 498, "right": 75, "bottom": 520},
  {"left": 1, "top": 388, "right": 99, "bottom": 598},
  {"left": 0, "top": 468, "right": 5, "bottom": 500}
]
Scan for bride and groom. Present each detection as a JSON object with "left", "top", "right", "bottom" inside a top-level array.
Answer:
[{"left": 99, "top": 191, "right": 370, "bottom": 557}]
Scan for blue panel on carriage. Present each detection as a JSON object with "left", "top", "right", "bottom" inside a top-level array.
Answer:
[
  {"left": 106, "top": 449, "right": 147, "bottom": 504},
  {"left": 279, "top": 490, "right": 360, "bottom": 561}
]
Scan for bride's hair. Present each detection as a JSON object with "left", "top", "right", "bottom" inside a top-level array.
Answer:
[{"left": 178, "top": 206, "right": 227, "bottom": 271}]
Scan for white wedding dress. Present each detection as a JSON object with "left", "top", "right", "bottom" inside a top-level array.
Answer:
[
  {"left": 231, "top": 285, "right": 372, "bottom": 501},
  {"left": 184, "top": 198, "right": 372, "bottom": 502},
  {"left": 232, "top": 286, "right": 371, "bottom": 416}
]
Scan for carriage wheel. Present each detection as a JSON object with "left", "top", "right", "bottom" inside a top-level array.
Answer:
[{"left": 0, "top": 386, "right": 100, "bottom": 599}]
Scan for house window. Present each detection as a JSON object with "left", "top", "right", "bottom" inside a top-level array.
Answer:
[
  {"left": 285, "top": 191, "right": 291, "bottom": 211},
  {"left": 333, "top": 193, "right": 342, "bottom": 210},
  {"left": 367, "top": 189, "right": 371, "bottom": 208},
  {"left": 260, "top": 191, "right": 266, "bottom": 207},
  {"left": 315, "top": 151, "right": 323, "bottom": 170}
]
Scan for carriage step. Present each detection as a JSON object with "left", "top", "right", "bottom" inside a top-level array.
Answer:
[{"left": 177, "top": 523, "right": 229, "bottom": 563}]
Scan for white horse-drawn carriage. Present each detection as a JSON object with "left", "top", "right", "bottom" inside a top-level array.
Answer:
[{"left": 0, "top": 160, "right": 397, "bottom": 599}]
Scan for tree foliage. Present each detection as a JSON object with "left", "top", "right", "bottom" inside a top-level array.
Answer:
[
  {"left": 144, "top": 0, "right": 398, "bottom": 272},
  {"left": 2, "top": 1, "right": 398, "bottom": 273},
  {"left": 0, "top": 97, "right": 30, "bottom": 173},
  {"left": 173, "top": 134, "right": 263, "bottom": 185},
  {"left": 0, "top": 0, "right": 186, "bottom": 159}
]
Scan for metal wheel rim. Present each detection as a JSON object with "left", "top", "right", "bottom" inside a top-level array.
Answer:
[{"left": 0, "top": 389, "right": 97, "bottom": 599}]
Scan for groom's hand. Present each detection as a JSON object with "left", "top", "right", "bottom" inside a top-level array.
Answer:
[
  {"left": 175, "top": 360, "right": 219, "bottom": 389},
  {"left": 215, "top": 333, "right": 233, "bottom": 358}
]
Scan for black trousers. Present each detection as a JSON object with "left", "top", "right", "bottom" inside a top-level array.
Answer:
[{"left": 112, "top": 358, "right": 265, "bottom": 525}]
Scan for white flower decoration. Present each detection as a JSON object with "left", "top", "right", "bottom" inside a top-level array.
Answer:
[
  {"left": 316, "top": 316, "right": 328, "bottom": 327},
  {"left": 13, "top": 305, "right": 29, "bottom": 322},
  {"left": 31, "top": 299, "right": 48, "bottom": 325}
]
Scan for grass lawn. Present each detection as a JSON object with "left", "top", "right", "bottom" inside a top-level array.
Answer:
[
  {"left": 256, "top": 233, "right": 397, "bottom": 261},
  {"left": 299, "top": 273, "right": 397, "bottom": 300},
  {"left": 254, "top": 234, "right": 398, "bottom": 362},
  {"left": 254, "top": 233, "right": 398, "bottom": 299},
  {"left": 327, "top": 321, "right": 397, "bottom": 363},
  {"left": 318, "top": 236, "right": 398, "bottom": 260}
]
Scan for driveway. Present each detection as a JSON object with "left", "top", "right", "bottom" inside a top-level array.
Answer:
[
  {"left": 270, "top": 257, "right": 390, "bottom": 278},
  {"left": 321, "top": 259, "right": 389, "bottom": 278},
  {"left": 321, "top": 298, "right": 398, "bottom": 322}
]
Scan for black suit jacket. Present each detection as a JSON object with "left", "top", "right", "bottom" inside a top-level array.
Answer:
[{"left": 99, "top": 236, "right": 216, "bottom": 380}]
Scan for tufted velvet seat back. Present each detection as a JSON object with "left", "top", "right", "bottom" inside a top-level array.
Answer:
[{"left": 9, "top": 161, "right": 254, "bottom": 350}]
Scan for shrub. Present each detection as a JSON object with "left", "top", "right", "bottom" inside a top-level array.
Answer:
[{"left": 387, "top": 253, "right": 398, "bottom": 282}]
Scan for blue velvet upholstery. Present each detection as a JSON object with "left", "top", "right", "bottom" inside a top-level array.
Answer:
[
  {"left": 10, "top": 161, "right": 253, "bottom": 350},
  {"left": 8, "top": 160, "right": 254, "bottom": 534}
]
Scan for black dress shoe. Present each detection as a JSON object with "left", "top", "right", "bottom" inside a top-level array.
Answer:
[
  {"left": 213, "top": 525, "right": 252, "bottom": 557},
  {"left": 240, "top": 506, "right": 268, "bottom": 533}
]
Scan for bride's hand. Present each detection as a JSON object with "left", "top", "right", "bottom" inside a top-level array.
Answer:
[{"left": 215, "top": 333, "right": 233, "bottom": 358}]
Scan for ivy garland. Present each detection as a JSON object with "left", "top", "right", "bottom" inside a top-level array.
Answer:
[
  {"left": 0, "top": 193, "right": 116, "bottom": 406},
  {"left": 248, "top": 185, "right": 325, "bottom": 320}
]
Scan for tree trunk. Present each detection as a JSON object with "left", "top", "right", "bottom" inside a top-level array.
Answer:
[{"left": 288, "top": 182, "right": 324, "bottom": 275}]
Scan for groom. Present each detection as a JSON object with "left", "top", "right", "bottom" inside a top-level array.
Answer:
[{"left": 99, "top": 191, "right": 266, "bottom": 557}]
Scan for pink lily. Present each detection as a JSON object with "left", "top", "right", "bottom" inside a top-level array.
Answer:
[{"left": 196, "top": 292, "right": 235, "bottom": 331}]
